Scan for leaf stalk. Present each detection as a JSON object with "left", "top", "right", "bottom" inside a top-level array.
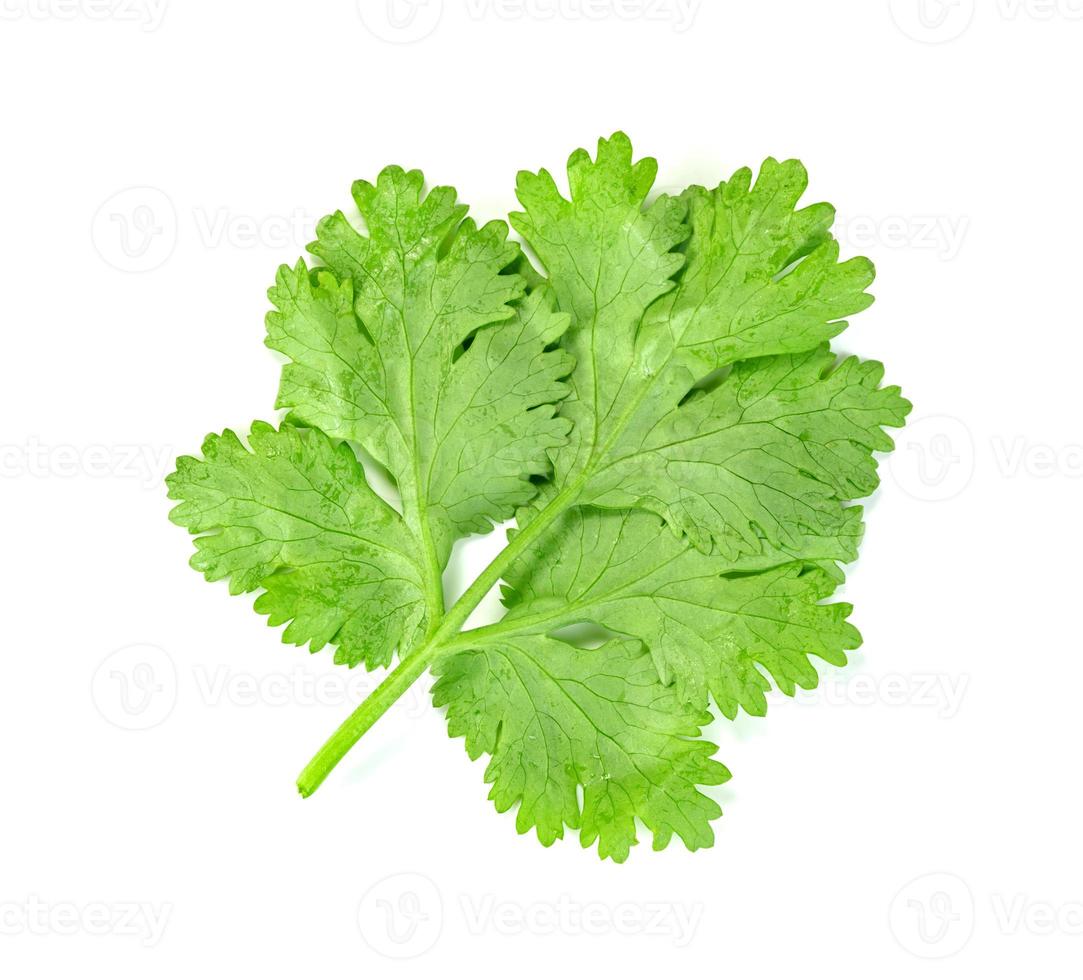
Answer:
[{"left": 296, "top": 481, "right": 583, "bottom": 795}]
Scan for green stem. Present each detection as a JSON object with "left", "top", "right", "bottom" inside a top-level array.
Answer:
[
  {"left": 296, "top": 640, "right": 433, "bottom": 798},
  {"left": 438, "top": 607, "right": 574, "bottom": 654},
  {"left": 295, "top": 481, "right": 583, "bottom": 796}
]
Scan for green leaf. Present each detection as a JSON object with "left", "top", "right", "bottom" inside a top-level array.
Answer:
[
  {"left": 166, "top": 423, "right": 425, "bottom": 668},
  {"left": 582, "top": 346, "right": 911, "bottom": 558},
  {"left": 510, "top": 132, "right": 687, "bottom": 487},
  {"left": 498, "top": 507, "right": 860, "bottom": 719},
  {"left": 432, "top": 636, "right": 729, "bottom": 862},
  {"left": 167, "top": 135, "right": 910, "bottom": 861},
  {"left": 267, "top": 166, "right": 573, "bottom": 566},
  {"left": 512, "top": 137, "right": 904, "bottom": 560},
  {"left": 638, "top": 166, "right": 875, "bottom": 373}
]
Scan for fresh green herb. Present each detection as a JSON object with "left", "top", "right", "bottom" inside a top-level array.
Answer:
[{"left": 167, "top": 133, "right": 910, "bottom": 861}]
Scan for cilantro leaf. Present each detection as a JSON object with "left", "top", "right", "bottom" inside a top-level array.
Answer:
[
  {"left": 432, "top": 636, "right": 728, "bottom": 861},
  {"left": 494, "top": 507, "right": 860, "bottom": 719},
  {"left": 266, "top": 166, "right": 573, "bottom": 569},
  {"left": 581, "top": 346, "right": 911, "bottom": 558},
  {"left": 510, "top": 133, "right": 687, "bottom": 490},
  {"left": 166, "top": 423, "right": 425, "bottom": 668},
  {"left": 166, "top": 135, "right": 910, "bottom": 861},
  {"left": 511, "top": 135, "right": 900, "bottom": 558},
  {"left": 639, "top": 168, "right": 875, "bottom": 371}
]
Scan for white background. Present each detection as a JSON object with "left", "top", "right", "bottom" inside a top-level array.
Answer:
[{"left": 2, "top": 0, "right": 1081, "bottom": 975}]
